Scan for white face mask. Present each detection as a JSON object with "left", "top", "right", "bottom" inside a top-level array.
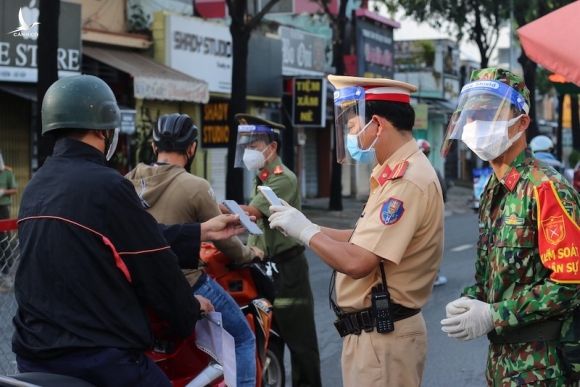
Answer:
[
  {"left": 461, "top": 115, "right": 524, "bottom": 161},
  {"left": 242, "top": 148, "right": 266, "bottom": 170}
]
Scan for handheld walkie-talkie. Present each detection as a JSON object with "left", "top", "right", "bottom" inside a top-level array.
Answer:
[{"left": 371, "top": 284, "right": 394, "bottom": 333}]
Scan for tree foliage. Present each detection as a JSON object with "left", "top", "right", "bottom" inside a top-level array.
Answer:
[
  {"left": 309, "top": 0, "right": 351, "bottom": 210},
  {"left": 224, "top": 0, "right": 281, "bottom": 202},
  {"left": 383, "top": 0, "right": 505, "bottom": 68},
  {"left": 382, "top": 0, "right": 577, "bottom": 143}
]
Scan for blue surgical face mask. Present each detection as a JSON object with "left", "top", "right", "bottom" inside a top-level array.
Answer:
[{"left": 346, "top": 121, "right": 378, "bottom": 164}]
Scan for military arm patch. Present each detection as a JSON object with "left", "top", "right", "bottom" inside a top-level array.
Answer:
[{"left": 380, "top": 198, "right": 404, "bottom": 225}]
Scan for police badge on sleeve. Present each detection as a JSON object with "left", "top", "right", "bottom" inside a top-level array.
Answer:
[{"left": 380, "top": 198, "right": 404, "bottom": 225}]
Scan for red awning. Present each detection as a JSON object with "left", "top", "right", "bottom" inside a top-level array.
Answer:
[{"left": 517, "top": 1, "right": 580, "bottom": 87}]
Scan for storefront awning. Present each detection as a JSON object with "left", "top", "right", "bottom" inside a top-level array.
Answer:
[
  {"left": 83, "top": 46, "right": 209, "bottom": 103},
  {"left": 0, "top": 85, "right": 37, "bottom": 102}
]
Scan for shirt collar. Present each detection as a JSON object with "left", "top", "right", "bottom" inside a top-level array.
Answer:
[
  {"left": 52, "top": 137, "right": 106, "bottom": 165},
  {"left": 258, "top": 156, "right": 282, "bottom": 182},
  {"left": 371, "top": 139, "right": 419, "bottom": 185},
  {"left": 488, "top": 148, "right": 533, "bottom": 192}
]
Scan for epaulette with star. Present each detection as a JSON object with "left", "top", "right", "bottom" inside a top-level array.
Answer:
[
  {"left": 376, "top": 161, "right": 409, "bottom": 186},
  {"left": 503, "top": 168, "right": 521, "bottom": 192},
  {"left": 258, "top": 169, "right": 270, "bottom": 182},
  {"left": 273, "top": 165, "right": 284, "bottom": 175}
]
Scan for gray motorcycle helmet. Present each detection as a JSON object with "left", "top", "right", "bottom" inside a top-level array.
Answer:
[{"left": 41, "top": 75, "right": 121, "bottom": 135}]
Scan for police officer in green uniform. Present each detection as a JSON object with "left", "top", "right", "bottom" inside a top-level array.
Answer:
[
  {"left": 0, "top": 151, "right": 17, "bottom": 286},
  {"left": 440, "top": 68, "right": 580, "bottom": 386},
  {"left": 234, "top": 114, "right": 322, "bottom": 387}
]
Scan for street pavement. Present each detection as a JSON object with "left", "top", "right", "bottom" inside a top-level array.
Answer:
[{"left": 293, "top": 185, "right": 488, "bottom": 387}]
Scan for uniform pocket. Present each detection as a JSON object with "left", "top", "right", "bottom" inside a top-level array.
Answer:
[
  {"left": 495, "top": 226, "right": 536, "bottom": 249},
  {"left": 494, "top": 226, "right": 536, "bottom": 285}
]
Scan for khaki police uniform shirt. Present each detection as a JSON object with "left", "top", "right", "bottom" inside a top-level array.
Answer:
[{"left": 337, "top": 139, "right": 444, "bottom": 312}]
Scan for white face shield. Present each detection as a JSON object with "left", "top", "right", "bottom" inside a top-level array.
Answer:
[
  {"left": 333, "top": 86, "right": 370, "bottom": 165},
  {"left": 441, "top": 80, "right": 529, "bottom": 159},
  {"left": 234, "top": 125, "right": 278, "bottom": 170},
  {"left": 105, "top": 128, "right": 120, "bottom": 161}
]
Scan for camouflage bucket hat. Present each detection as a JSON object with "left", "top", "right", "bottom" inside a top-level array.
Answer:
[{"left": 463, "top": 67, "right": 531, "bottom": 112}]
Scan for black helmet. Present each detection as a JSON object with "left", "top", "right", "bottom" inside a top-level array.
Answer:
[
  {"left": 41, "top": 75, "right": 120, "bottom": 135},
  {"left": 153, "top": 114, "right": 198, "bottom": 152}
]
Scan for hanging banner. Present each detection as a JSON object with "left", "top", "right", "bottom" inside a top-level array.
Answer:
[
  {"left": 202, "top": 98, "right": 229, "bottom": 148},
  {"left": 292, "top": 77, "right": 326, "bottom": 127}
]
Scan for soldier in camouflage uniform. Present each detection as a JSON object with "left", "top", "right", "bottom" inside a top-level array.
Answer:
[{"left": 440, "top": 68, "right": 580, "bottom": 386}]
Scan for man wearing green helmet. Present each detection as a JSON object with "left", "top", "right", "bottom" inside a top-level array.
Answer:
[
  {"left": 440, "top": 68, "right": 580, "bottom": 385},
  {"left": 13, "top": 75, "right": 244, "bottom": 386}
]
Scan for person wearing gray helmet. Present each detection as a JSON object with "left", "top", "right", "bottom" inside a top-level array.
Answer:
[{"left": 13, "top": 75, "right": 243, "bottom": 386}]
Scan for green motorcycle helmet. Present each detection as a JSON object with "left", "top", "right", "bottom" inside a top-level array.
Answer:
[{"left": 41, "top": 75, "right": 121, "bottom": 135}]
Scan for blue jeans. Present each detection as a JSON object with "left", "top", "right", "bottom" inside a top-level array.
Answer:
[{"left": 194, "top": 274, "right": 256, "bottom": 387}]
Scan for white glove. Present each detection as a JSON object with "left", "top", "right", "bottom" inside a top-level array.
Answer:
[
  {"left": 440, "top": 298, "right": 494, "bottom": 341},
  {"left": 268, "top": 204, "right": 321, "bottom": 246},
  {"left": 445, "top": 296, "right": 471, "bottom": 317},
  {"left": 0, "top": 189, "right": 4, "bottom": 198}
]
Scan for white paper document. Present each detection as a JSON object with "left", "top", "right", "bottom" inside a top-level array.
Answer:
[{"left": 195, "top": 311, "right": 237, "bottom": 387}]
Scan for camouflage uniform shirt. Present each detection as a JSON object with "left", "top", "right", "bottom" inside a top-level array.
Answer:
[{"left": 462, "top": 149, "right": 580, "bottom": 386}]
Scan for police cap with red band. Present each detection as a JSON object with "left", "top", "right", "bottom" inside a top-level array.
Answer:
[{"left": 328, "top": 75, "right": 417, "bottom": 104}]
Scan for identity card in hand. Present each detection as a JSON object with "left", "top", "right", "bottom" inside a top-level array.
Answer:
[
  {"left": 258, "top": 186, "right": 283, "bottom": 207},
  {"left": 222, "top": 200, "right": 263, "bottom": 235}
]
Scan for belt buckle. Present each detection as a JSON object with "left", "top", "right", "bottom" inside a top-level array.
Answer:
[
  {"left": 334, "top": 318, "right": 349, "bottom": 337},
  {"left": 360, "top": 310, "right": 374, "bottom": 332},
  {"left": 348, "top": 314, "right": 361, "bottom": 335}
]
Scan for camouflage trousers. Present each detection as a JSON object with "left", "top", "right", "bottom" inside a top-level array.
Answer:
[{"left": 485, "top": 341, "right": 575, "bottom": 386}]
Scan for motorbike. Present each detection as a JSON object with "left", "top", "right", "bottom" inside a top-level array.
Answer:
[
  {"left": 1, "top": 242, "right": 284, "bottom": 387},
  {"left": 147, "top": 242, "right": 285, "bottom": 387}
]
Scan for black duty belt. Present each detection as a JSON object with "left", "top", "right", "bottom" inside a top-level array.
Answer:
[
  {"left": 334, "top": 303, "right": 420, "bottom": 337},
  {"left": 270, "top": 245, "right": 305, "bottom": 264},
  {"left": 487, "top": 320, "right": 563, "bottom": 344}
]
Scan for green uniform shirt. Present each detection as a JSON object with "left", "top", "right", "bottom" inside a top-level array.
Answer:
[
  {"left": 463, "top": 149, "right": 580, "bottom": 385},
  {"left": 248, "top": 156, "right": 301, "bottom": 257},
  {"left": 0, "top": 169, "right": 16, "bottom": 207}
]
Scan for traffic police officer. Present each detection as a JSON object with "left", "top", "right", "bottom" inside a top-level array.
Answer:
[
  {"left": 268, "top": 76, "right": 445, "bottom": 386},
  {"left": 440, "top": 67, "right": 580, "bottom": 385},
  {"left": 234, "top": 114, "right": 322, "bottom": 387}
]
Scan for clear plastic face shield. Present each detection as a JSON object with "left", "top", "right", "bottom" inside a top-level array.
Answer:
[
  {"left": 441, "top": 80, "right": 529, "bottom": 160},
  {"left": 234, "top": 125, "right": 277, "bottom": 170},
  {"left": 105, "top": 127, "right": 120, "bottom": 161},
  {"left": 333, "top": 86, "right": 378, "bottom": 164}
]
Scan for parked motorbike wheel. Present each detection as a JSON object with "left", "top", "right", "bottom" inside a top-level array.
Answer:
[{"left": 263, "top": 335, "right": 285, "bottom": 387}]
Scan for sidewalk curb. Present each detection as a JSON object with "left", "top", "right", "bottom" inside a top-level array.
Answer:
[{"left": 302, "top": 185, "right": 474, "bottom": 228}]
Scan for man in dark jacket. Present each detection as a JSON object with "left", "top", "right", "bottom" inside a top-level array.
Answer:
[{"left": 14, "top": 75, "right": 242, "bottom": 387}]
